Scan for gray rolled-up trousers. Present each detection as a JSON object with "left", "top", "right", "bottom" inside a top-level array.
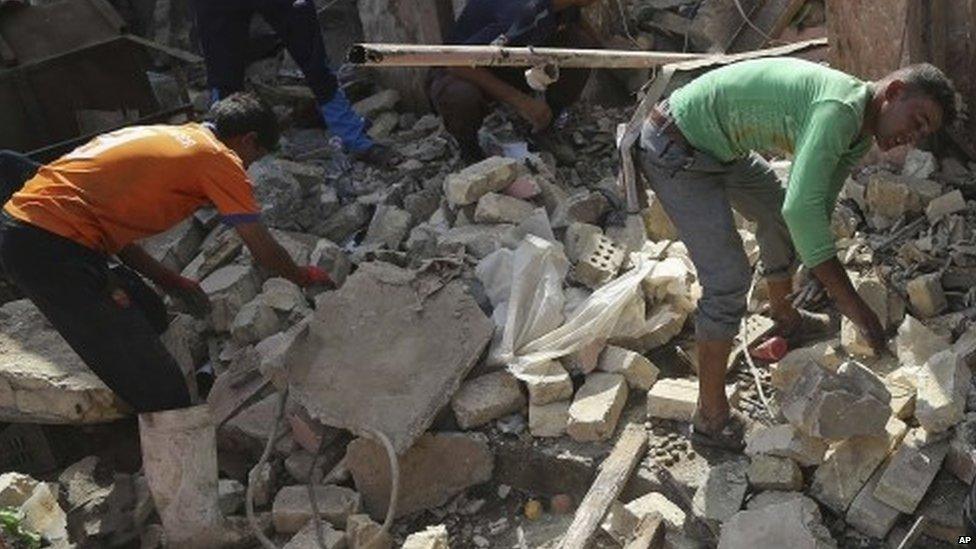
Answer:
[{"left": 637, "top": 107, "right": 797, "bottom": 340}]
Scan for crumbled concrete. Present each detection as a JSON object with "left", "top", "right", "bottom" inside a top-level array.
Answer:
[
  {"left": 718, "top": 494, "right": 835, "bottom": 549},
  {"left": 566, "top": 372, "right": 628, "bottom": 442},
  {"left": 521, "top": 361, "right": 573, "bottom": 406},
  {"left": 692, "top": 459, "right": 748, "bottom": 523},
  {"left": 402, "top": 524, "right": 449, "bottom": 549},
  {"left": 745, "top": 424, "right": 827, "bottom": 467},
  {"left": 597, "top": 345, "right": 659, "bottom": 390},
  {"left": 287, "top": 262, "right": 494, "bottom": 453},
  {"left": 563, "top": 222, "right": 603, "bottom": 262},
  {"left": 612, "top": 301, "right": 688, "bottom": 353},
  {"left": 346, "top": 432, "right": 493, "bottom": 519},
  {"left": 140, "top": 217, "right": 204, "bottom": 272},
  {"left": 443, "top": 156, "right": 520, "bottom": 206},
  {"left": 218, "top": 479, "right": 245, "bottom": 516},
  {"left": 572, "top": 233, "right": 624, "bottom": 289},
  {"left": 529, "top": 401, "right": 570, "bottom": 438},
  {"left": 201, "top": 264, "right": 261, "bottom": 332},
  {"left": 363, "top": 205, "right": 412, "bottom": 249},
  {"left": 346, "top": 513, "right": 392, "bottom": 549},
  {"left": 439, "top": 224, "right": 513, "bottom": 258},
  {"left": 907, "top": 273, "right": 947, "bottom": 318},
  {"left": 451, "top": 370, "right": 526, "bottom": 429},
  {"left": 474, "top": 192, "right": 535, "bottom": 224},
  {"left": 916, "top": 349, "right": 971, "bottom": 433},
  {"left": 282, "top": 520, "right": 347, "bottom": 549},
  {"left": 873, "top": 428, "right": 949, "bottom": 513},
  {"left": 846, "top": 461, "right": 901, "bottom": 539},
  {"left": 231, "top": 300, "right": 281, "bottom": 344},
  {"left": 603, "top": 492, "right": 686, "bottom": 543},
  {"left": 895, "top": 315, "right": 950, "bottom": 367},
  {"left": 0, "top": 299, "right": 126, "bottom": 423},
  {"left": 925, "top": 189, "right": 967, "bottom": 223},
  {"left": 865, "top": 172, "right": 923, "bottom": 219},
  {"left": 916, "top": 471, "right": 968, "bottom": 544},
  {"left": 646, "top": 377, "right": 698, "bottom": 422},
  {"left": 947, "top": 412, "right": 976, "bottom": 483},
  {"left": 309, "top": 238, "right": 352, "bottom": 287},
  {"left": 779, "top": 361, "right": 891, "bottom": 440},
  {"left": 747, "top": 455, "right": 803, "bottom": 491},
  {"left": 809, "top": 417, "right": 907, "bottom": 514},
  {"left": 272, "top": 485, "right": 361, "bottom": 534}
]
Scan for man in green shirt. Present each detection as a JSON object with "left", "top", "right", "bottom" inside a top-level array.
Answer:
[{"left": 638, "top": 59, "right": 957, "bottom": 448}]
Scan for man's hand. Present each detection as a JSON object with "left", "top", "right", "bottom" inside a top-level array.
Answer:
[
  {"left": 158, "top": 273, "right": 211, "bottom": 318},
  {"left": 810, "top": 257, "right": 887, "bottom": 353},
  {"left": 298, "top": 266, "right": 335, "bottom": 288},
  {"left": 517, "top": 96, "right": 553, "bottom": 133}
]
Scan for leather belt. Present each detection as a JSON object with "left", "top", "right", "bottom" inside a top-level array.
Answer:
[{"left": 648, "top": 103, "right": 689, "bottom": 149}]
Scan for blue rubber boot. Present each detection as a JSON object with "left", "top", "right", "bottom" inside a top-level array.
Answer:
[{"left": 318, "top": 89, "right": 373, "bottom": 153}]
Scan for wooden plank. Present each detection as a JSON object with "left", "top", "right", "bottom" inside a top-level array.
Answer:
[
  {"left": 559, "top": 423, "right": 648, "bottom": 549},
  {"left": 623, "top": 512, "right": 666, "bottom": 549}
]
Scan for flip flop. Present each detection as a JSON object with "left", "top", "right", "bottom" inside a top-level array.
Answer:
[{"left": 689, "top": 411, "right": 749, "bottom": 452}]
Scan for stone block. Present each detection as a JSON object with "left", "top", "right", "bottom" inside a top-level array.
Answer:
[
  {"left": 566, "top": 373, "right": 628, "bottom": 442},
  {"left": 473, "top": 192, "right": 535, "bottom": 224},
  {"left": 925, "top": 189, "right": 967, "bottom": 223},
  {"left": 439, "top": 224, "right": 512, "bottom": 259},
  {"left": 779, "top": 361, "right": 891, "bottom": 440},
  {"left": 272, "top": 485, "right": 361, "bottom": 534},
  {"left": 947, "top": 413, "right": 976, "bottom": 483},
  {"left": 719, "top": 494, "right": 835, "bottom": 549},
  {"left": 884, "top": 368, "right": 917, "bottom": 420},
  {"left": 841, "top": 317, "right": 874, "bottom": 358},
  {"left": 201, "top": 264, "right": 261, "bottom": 332},
  {"left": 345, "top": 432, "right": 493, "bottom": 519},
  {"left": 612, "top": 301, "right": 687, "bottom": 353},
  {"left": 747, "top": 455, "right": 803, "bottom": 491},
  {"left": 346, "top": 513, "right": 392, "bottom": 549},
  {"left": 902, "top": 149, "right": 938, "bottom": 179},
  {"left": 895, "top": 315, "right": 950, "bottom": 368},
  {"left": 865, "top": 172, "right": 923, "bottom": 218},
  {"left": 352, "top": 89, "right": 400, "bottom": 118},
  {"left": 451, "top": 371, "right": 526, "bottom": 429},
  {"left": 282, "top": 520, "right": 347, "bottom": 549},
  {"left": 916, "top": 350, "right": 971, "bottom": 433},
  {"left": 521, "top": 361, "right": 573, "bottom": 405},
  {"left": 646, "top": 378, "right": 698, "bottom": 422},
  {"left": 809, "top": 417, "right": 907, "bottom": 514},
  {"left": 231, "top": 300, "right": 282, "bottom": 344},
  {"left": 363, "top": 205, "right": 412, "bottom": 249},
  {"left": 846, "top": 462, "right": 900, "bottom": 539},
  {"left": 745, "top": 424, "right": 827, "bottom": 467},
  {"left": 597, "top": 345, "right": 659, "bottom": 391},
  {"left": 310, "top": 239, "right": 352, "bottom": 287},
  {"left": 259, "top": 278, "right": 308, "bottom": 315},
  {"left": 552, "top": 190, "right": 610, "bottom": 228},
  {"left": 563, "top": 222, "right": 603, "bottom": 263},
  {"left": 315, "top": 202, "right": 370, "bottom": 244},
  {"left": 572, "top": 233, "right": 624, "bottom": 289},
  {"left": 560, "top": 340, "right": 605, "bottom": 375},
  {"left": 443, "top": 156, "right": 519, "bottom": 206},
  {"left": 873, "top": 429, "right": 949, "bottom": 513},
  {"left": 916, "top": 471, "right": 968, "bottom": 544},
  {"left": 529, "top": 401, "right": 570, "bottom": 438},
  {"left": 603, "top": 492, "right": 686, "bottom": 543},
  {"left": 139, "top": 217, "right": 204, "bottom": 272},
  {"left": 692, "top": 459, "right": 748, "bottom": 523},
  {"left": 402, "top": 524, "right": 448, "bottom": 549},
  {"left": 907, "top": 273, "right": 947, "bottom": 318}
]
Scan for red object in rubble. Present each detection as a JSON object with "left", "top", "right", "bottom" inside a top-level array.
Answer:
[{"left": 749, "top": 336, "right": 789, "bottom": 362}]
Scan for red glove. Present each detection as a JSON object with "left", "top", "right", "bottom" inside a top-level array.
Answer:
[
  {"left": 157, "top": 271, "right": 211, "bottom": 318},
  {"left": 299, "top": 266, "right": 334, "bottom": 288}
]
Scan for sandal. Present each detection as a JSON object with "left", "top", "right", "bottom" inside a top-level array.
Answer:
[
  {"left": 777, "top": 309, "right": 837, "bottom": 348},
  {"left": 689, "top": 410, "right": 749, "bottom": 452}
]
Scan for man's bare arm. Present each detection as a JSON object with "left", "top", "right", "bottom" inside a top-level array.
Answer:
[{"left": 117, "top": 244, "right": 174, "bottom": 285}]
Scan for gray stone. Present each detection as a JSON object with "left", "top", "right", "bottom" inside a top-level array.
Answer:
[
  {"left": 779, "top": 361, "right": 891, "bottom": 440},
  {"left": 282, "top": 520, "right": 347, "bottom": 549},
  {"left": 926, "top": 189, "right": 967, "bottom": 223},
  {"left": 873, "top": 428, "right": 949, "bottom": 513},
  {"left": 916, "top": 349, "right": 971, "bottom": 433},
  {"left": 646, "top": 378, "right": 698, "bottom": 422},
  {"left": 352, "top": 89, "right": 400, "bottom": 118},
  {"left": 902, "top": 149, "right": 938, "bottom": 179},
  {"left": 563, "top": 222, "right": 603, "bottom": 263},
  {"left": 259, "top": 278, "right": 308, "bottom": 314},
  {"left": 916, "top": 471, "right": 968, "bottom": 544},
  {"left": 309, "top": 238, "right": 352, "bottom": 288},
  {"left": 231, "top": 300, "right": 282, "bottom": 344},
  {"left": 809, "top": 417, "right": 907, "bottom": 514},
  {"left": 272, "top": 485, "right": 361, "bottom": 534},
  {"left": 160, "top": 313, "right": 206, "bottom": 396},
  {"left": 443, "top": 156, "right": 520, "bottom": 206},
  {"left": 603, "top": 493, "right": 686, "bottom": 543},
  {"left": 439, "top": 224, "right": 513, "bottom": 259},
  {"left": 364, "top": 205, "right": 412, "bottom": 249},
  {"left": 895, "top": 315, "right": 950, "bottom": 368},
  {"left": 218, "top": 479, "right": 245, "bottom": 515},
  {"left": 367, "top": 111, "right": 399, "bottom": 139},
  {"left": 552, "top": 190, "right": 610, "bottom": 228},
  {"left": 692, "top": 459, "right": 748, "bottom": 523},
  {"left": 474, "top": 192, "right": 535, "bottom": 224},
  {"left": 275, "top": 159, "right": 325, "bottom": 191},
  {"left": 846, "top": 461, "right": 901, "bottom": 539},
  {"left": 139, "top": 217, "right": 204, "bottom": 272},
  {"left": 529, "top": 401, "right": 570, "bottom": 438},
  {"left": 947, "top": 413, "right": 976, "bottom": 483},
  {"left": 248, "top": 157, "right": 305, "bottom": 230},
  {"left": 314, "top": 202, "right": 370, "bottom": 244},
  {"left": 907, "top": 273, "right": 947, "bottom": 318},
  {"left": 718, "top": 494, "right": 835, "bottom": 549},
  {"left": 345, "top": 432, "right": 493, "bottom": 520},
  {"left": 287, "top": 262, "right": 494, "bottom": 453},
  {"left": 0, "top": 299, "right": 126, "bottom": 423},
  {"left": 201, "top": 264, "right": 261, "bottom": 332},
  {"left": 451, "top": 370, "right": 526, "bottom": 429},
  {"left": 566, "top": 373, "right": 628, "bottom": 442},
  {"left": 745, "top": 424, "right": 828, "bottom": 467},
  {"left": 747, "top": 455, "right": 803, "bottom": 491},
  {"left": 597, "top": 345, "right": 659, "bottom": 391},
  {"left": 346, "top": 513, "right": 392, "bottom": 549},
  {"left": 521, "top": 360, "right": 573, "bottom": 406}
]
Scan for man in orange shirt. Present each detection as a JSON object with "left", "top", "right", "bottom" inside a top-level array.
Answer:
[{"left": 0, "top": 93, "right": 330, "bottom": 547}]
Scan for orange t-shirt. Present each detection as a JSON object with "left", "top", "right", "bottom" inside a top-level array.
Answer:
[{"left": 4, "top": 123, "right": 260, "bottom": 255}]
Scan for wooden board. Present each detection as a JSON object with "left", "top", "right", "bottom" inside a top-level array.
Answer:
[{"left": 623, "top": 512, "right": 666, "bottom": 549}]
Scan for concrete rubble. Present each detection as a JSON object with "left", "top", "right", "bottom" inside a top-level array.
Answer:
[{"left": 718, "top": 494, "right": 836, "bottom": 548}]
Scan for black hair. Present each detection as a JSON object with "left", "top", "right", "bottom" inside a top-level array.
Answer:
[
  {"left": 886, "top": 63, "right": 960, "bottom": 127},
  {"left": 206, "top": 92, "right": 280, "bottom": 151}
]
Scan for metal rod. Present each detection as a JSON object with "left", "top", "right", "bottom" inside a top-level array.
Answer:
[{"left": 347, "top": 38, "right": 827, "bottom": 69}]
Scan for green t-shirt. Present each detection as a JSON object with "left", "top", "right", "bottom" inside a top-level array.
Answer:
[{"left": 669, "top": 58, "right": 873, "bottom": 268}]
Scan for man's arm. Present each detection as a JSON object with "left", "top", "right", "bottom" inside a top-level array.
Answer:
[
  {"left": 233, "top": 221, "right": 306, "bottom": 285},
  {"left": 447, "top": 67, "right": 552, "bottom": 131},
  {"left": 117, "top": 243, "right": 173, "bottom": 286},
  {"left": 118, "top": 243, "right": 212, "bottom": 317}
]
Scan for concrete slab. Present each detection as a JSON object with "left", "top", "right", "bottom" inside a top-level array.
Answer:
[{"left": 286, "top": 262, "right": 493, "bottom": 453}]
